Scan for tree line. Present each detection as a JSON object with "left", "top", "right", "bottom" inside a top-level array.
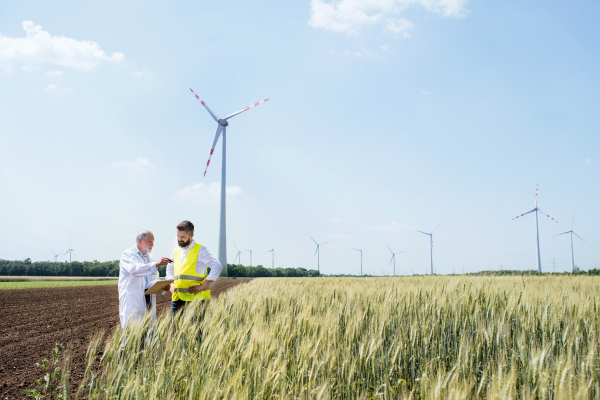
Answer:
[{"left": 0, "top": 259, "right": 321, "bottom": 278}]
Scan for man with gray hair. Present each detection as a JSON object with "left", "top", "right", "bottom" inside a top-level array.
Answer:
[{"left": 118, "top": 230, "right": 171, "bottom": 330}]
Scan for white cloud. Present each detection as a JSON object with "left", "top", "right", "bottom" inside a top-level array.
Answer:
[
  {"left": 381, "top": 44, "right": 390, "bottom": 51},
  {"left": 422, "top": 89, "right": 431, "bottom": 95},
  {"left": 173, "top": 183, "right": 242, "bottom": 206},
  {"left": 45, "top": 84, "right": 72, "bottom": 93},
  {"left": 0, "top": 21, "right": 124, "bottom": 70},
  {"left": 362, "top": 220, "right": 413, "bottom": 234},
  {"left": 585, "top": 158, "right": 591, "bottom": 165},
  {"left": 309, "top": 0, "right": 467, "bottom": 36},
  {"left": 45, "top": 70, "right": 63, "bottom": 77},
  {"left": 331, "top": 217, "right": 345, "bottom": 223},
  {"left": 112, "top": 157, "right": 154, "bottom": 172}
]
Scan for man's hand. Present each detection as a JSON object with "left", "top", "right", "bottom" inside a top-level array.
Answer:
[
  {"left": 188, "top": 280, "right": 214, "bottom": 294},
  {"left": 161, "top": 283, "right": 171, "bottom": 292},
  {"left": 156, "top": 257, "right": 172, "bottom": 267},
  {"left": 169, "top": 282, "right": 175, "bottom": 294}
]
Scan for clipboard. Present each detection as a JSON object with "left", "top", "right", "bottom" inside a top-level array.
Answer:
[{"left": 144, "top": 279, "right": 174, "bottom": 295}]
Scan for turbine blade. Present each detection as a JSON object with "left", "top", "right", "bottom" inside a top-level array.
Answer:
[
  {"left": 224, "top": 98, "right": 269, "bottom": 120},
  {"left": 512, "top": 208, "right": 536, "bottom": 220},
  {"left": 314, "top": 246, "right": 318, "bottom": 257},
  {"left": 415, "top": 230, "right": 430, "bottom": 236},
  {"left": 62, "top": 250, "right": 70, "bottom": 256},
  {"left": 553, "top": 231, "right": 571, "bottom": 237},
  {"left": 386, "top": 245, "right": 394, "bottom": 254},
  {"left": 321, "top": 242, "right": 329, "bottom": 245},
  {"left": 203, "top": 125, "right": 224, "bottom": 177},
  {"left": 389, "top": 255, "right": 394, "bottom": 266},
  {"left": 310, "top": 236, "right": 318, "bottom": 245},
  {"left": 572, "top": 232, "right": 586, "bottom": 243},
  {"left": 571, "top": 214, "right": 575, "bottom": 230},
  {"left": 234, "top": 242, "right": 239, "bottom": 252},
  {"left": 537, "top": 208, "right": 559, "bottom": 223},
  {"left": 431, "top": 223, "right": 442, "bottom": 233},
  {"left": 190, "top": 88, "right": 219, "bottom": 122}
]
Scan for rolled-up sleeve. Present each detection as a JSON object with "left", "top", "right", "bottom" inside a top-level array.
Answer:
[
  {"left": 120, "top": 252, "right": 157, "bottom": 277},
  {"left": 165, "top": 249, "right": 175, "bottom": 280},
  {"left": 199, "top": 246, "right": 223, "bottom": 281}
]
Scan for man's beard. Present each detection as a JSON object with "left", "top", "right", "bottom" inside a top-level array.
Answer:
[
  {"left": 178, "top": 239, "right": 191, "bottom": 248},
  {"left": 145, "top": 247, "right": 153, "bottom": 255}
]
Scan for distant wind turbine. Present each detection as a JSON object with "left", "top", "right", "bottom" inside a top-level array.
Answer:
[
  {"left": 267, "top": 245, "right": 274, "bottom": 269},
  {"left": 415, "top": 223, "right": 442, "bottom": 275},
  {"left": 554, "top": 214, "right": 585, "bottom": 273},
  {"left": 190, "top": 89, "right": 269, "bottom": 277},
  {"left": 63, "top": 239, "right": 75, "bottom": 262},
  {"left": 512, "top": 184, "right": 558, "bottom": 272},
  {"left": 51, "top": 250, "right": 59, "bottom": 263},
  {"left": 233, "top": 243, "right": 242, "bottom": 265},
  {"left": 311, "top": 237, "right": 329, "bottom": 273},
  {"left": 386, "top": 245, "right": 405, "bottom": 276},
  {"left": 352, "top": 244, "right": 366, "bottom": 276},
  {"left": 246, "top": 249, "right": 253, "bottom": 267}
]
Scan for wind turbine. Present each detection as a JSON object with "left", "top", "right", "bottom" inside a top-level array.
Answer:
[
  {"left": 246, "top": 249, "right": 253, "bottom": 267},
  {"left": 415, "top": 223, "right": 442, "bottom": 275},
  {"left": 311, "top": 237, "right": 329, "bottom": 273},
  {"left": 554, "top": 214, "right": 585, "bottom": 273},
  {"left": 267, "top": 245, "right": 274, "bottom": 269},
  {"left": 386, "top": 245, "right": 405, "bottom": 276},
  {"left": 352, "top": 244, "right": 366, "bottom": 276},
  {"left": 190, "top": 88, "right": 269, "bottom": 277},
  {"left": 63, "top": 239, "right": 75, "bottom": 262},
  {"left": 512, "top": 184, "right": 558, "bottom": 272},
  {"left": 51, "top": 250, "right": 59, "bottom": 263},
  {"left": 233, "top": 243, "right": 242, "bottom": 266}
]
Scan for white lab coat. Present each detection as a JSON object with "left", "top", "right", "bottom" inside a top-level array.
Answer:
[{"left": 118, "top": 245, "right": 158, "bottom": 330}]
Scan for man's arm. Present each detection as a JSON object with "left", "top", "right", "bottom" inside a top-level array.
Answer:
[
  {"left": 120, "top": 252, "right": 157, "bottom": 277},
  {"left": 188, "top": 246, "right": 222, "bottom": 293}
]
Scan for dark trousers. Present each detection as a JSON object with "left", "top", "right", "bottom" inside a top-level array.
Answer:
[{"left": 170, "top": 299, "right": 207, "bottom": 343}]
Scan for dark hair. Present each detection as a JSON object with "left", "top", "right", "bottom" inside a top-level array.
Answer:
[{"left": 177, "top": 220, "right": 194, "bottom": 233}]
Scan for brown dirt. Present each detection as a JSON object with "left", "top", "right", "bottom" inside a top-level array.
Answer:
[{"left": 0, "top": 278, "right": 251, "bottom": 399}]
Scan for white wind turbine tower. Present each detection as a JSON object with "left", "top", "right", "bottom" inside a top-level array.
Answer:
[
  {"left": 512, "top": 184, "right": 558, "bottom": 272},
  {"left": 554, "top": 214, "right": 585, "bottom": 273},
  {"left": 246, "top": 249, "right": 253, "bottom": 267},
  {"left": 311, "top": 237, "right": 329, "bottom": 273},
  {"left": 352, "top": 244, "right": 366, "bottom": 276},
  {"left": 267, "top": 245, "right": 274, "bottom": 269},
  {"left": 63, "top": 239, "right": 76, "bottom": 262},
  {"left": 415, "top": 223, "right": 442, "bottom": 275},
  {"left": 233, "top": 243, "right": 242, "bottom": 266},
  {"left": 190, "top": 88, "right": 269, "bottom": 277},
  {"left": 386, "top": 245, "right": 405, "bottom": 276}
]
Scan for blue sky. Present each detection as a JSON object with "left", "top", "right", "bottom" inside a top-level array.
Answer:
[{"left": 1, "top": 0, "right": 598, "bottom": 275}]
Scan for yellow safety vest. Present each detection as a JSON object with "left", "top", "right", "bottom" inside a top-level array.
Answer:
[{"left": 172, "top": 243, "right": 211, "bottom": 301}]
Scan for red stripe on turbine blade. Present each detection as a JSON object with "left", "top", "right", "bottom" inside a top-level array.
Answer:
[
  {"left": 210, "top": 149, "right": 214, "bottom": 155},
  {"left": 265, "top": 99, "right": 269, "bottom": 101},
  {"left": 195, "top": 94, "right": 199, "bottom": 99},
  {"left": 201, "top": 101, "right": 205, "bottom": 106},
  {"left": 254, "top": 102, "right": 259, "bottom": 106},
  {"left": 207, "top": 160, "right": 210, "bottom": 166},
  {"left": 190, "top": 88, "right": 193, "bottom": 92},
  {"left": 204, "top": 171, "right": 206, "bottom": 176},
  {"left": 244, "top": 107, "right": 249, "bottom": 110}
]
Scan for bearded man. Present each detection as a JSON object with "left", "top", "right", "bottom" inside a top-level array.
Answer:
[
  {"left": 118, "top": 230, "right": 171, "bottom": 330},
  {"left": 166, "top": 220, "right": 223, "bottom": 314}
]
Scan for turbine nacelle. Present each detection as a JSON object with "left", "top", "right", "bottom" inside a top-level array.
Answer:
[{"left": 217, "top": 119, "right": 229, "bottom": 126}]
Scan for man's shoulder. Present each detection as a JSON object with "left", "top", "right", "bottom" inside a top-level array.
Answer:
[{"left": 121, "top": 246, "right": 138, "bottom": 259}]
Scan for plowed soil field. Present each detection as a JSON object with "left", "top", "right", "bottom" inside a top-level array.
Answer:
[{"left": 0, "top": 279, "right": 251, "bottom": 399}]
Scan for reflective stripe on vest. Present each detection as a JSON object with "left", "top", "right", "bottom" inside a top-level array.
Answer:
[{"left": 172, "top": 243, "right": 211, "bottom": 302}]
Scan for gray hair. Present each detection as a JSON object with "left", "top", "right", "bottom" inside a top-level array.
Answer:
[{"left": 136, "top": 230, "right": 153, "bottom": 242}]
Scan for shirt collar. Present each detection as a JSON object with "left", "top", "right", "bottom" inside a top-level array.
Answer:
[
  {"left": 182, "top": 239, "right": 196, "bottom": 251},
  {"left": 132, "top": 244, "right": 146, "bottom": 258}
]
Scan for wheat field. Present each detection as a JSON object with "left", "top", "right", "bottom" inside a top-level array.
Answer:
[{"left": 80, "top": 276, "right": 600, "bottom": 399}]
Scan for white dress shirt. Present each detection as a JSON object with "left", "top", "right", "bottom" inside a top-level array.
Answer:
[
  {"left": 118, "top": 245, "right": 159, "bottom": 330},
  {"left": 165, "top": 239, "right": 223, "bottom": 282}
]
